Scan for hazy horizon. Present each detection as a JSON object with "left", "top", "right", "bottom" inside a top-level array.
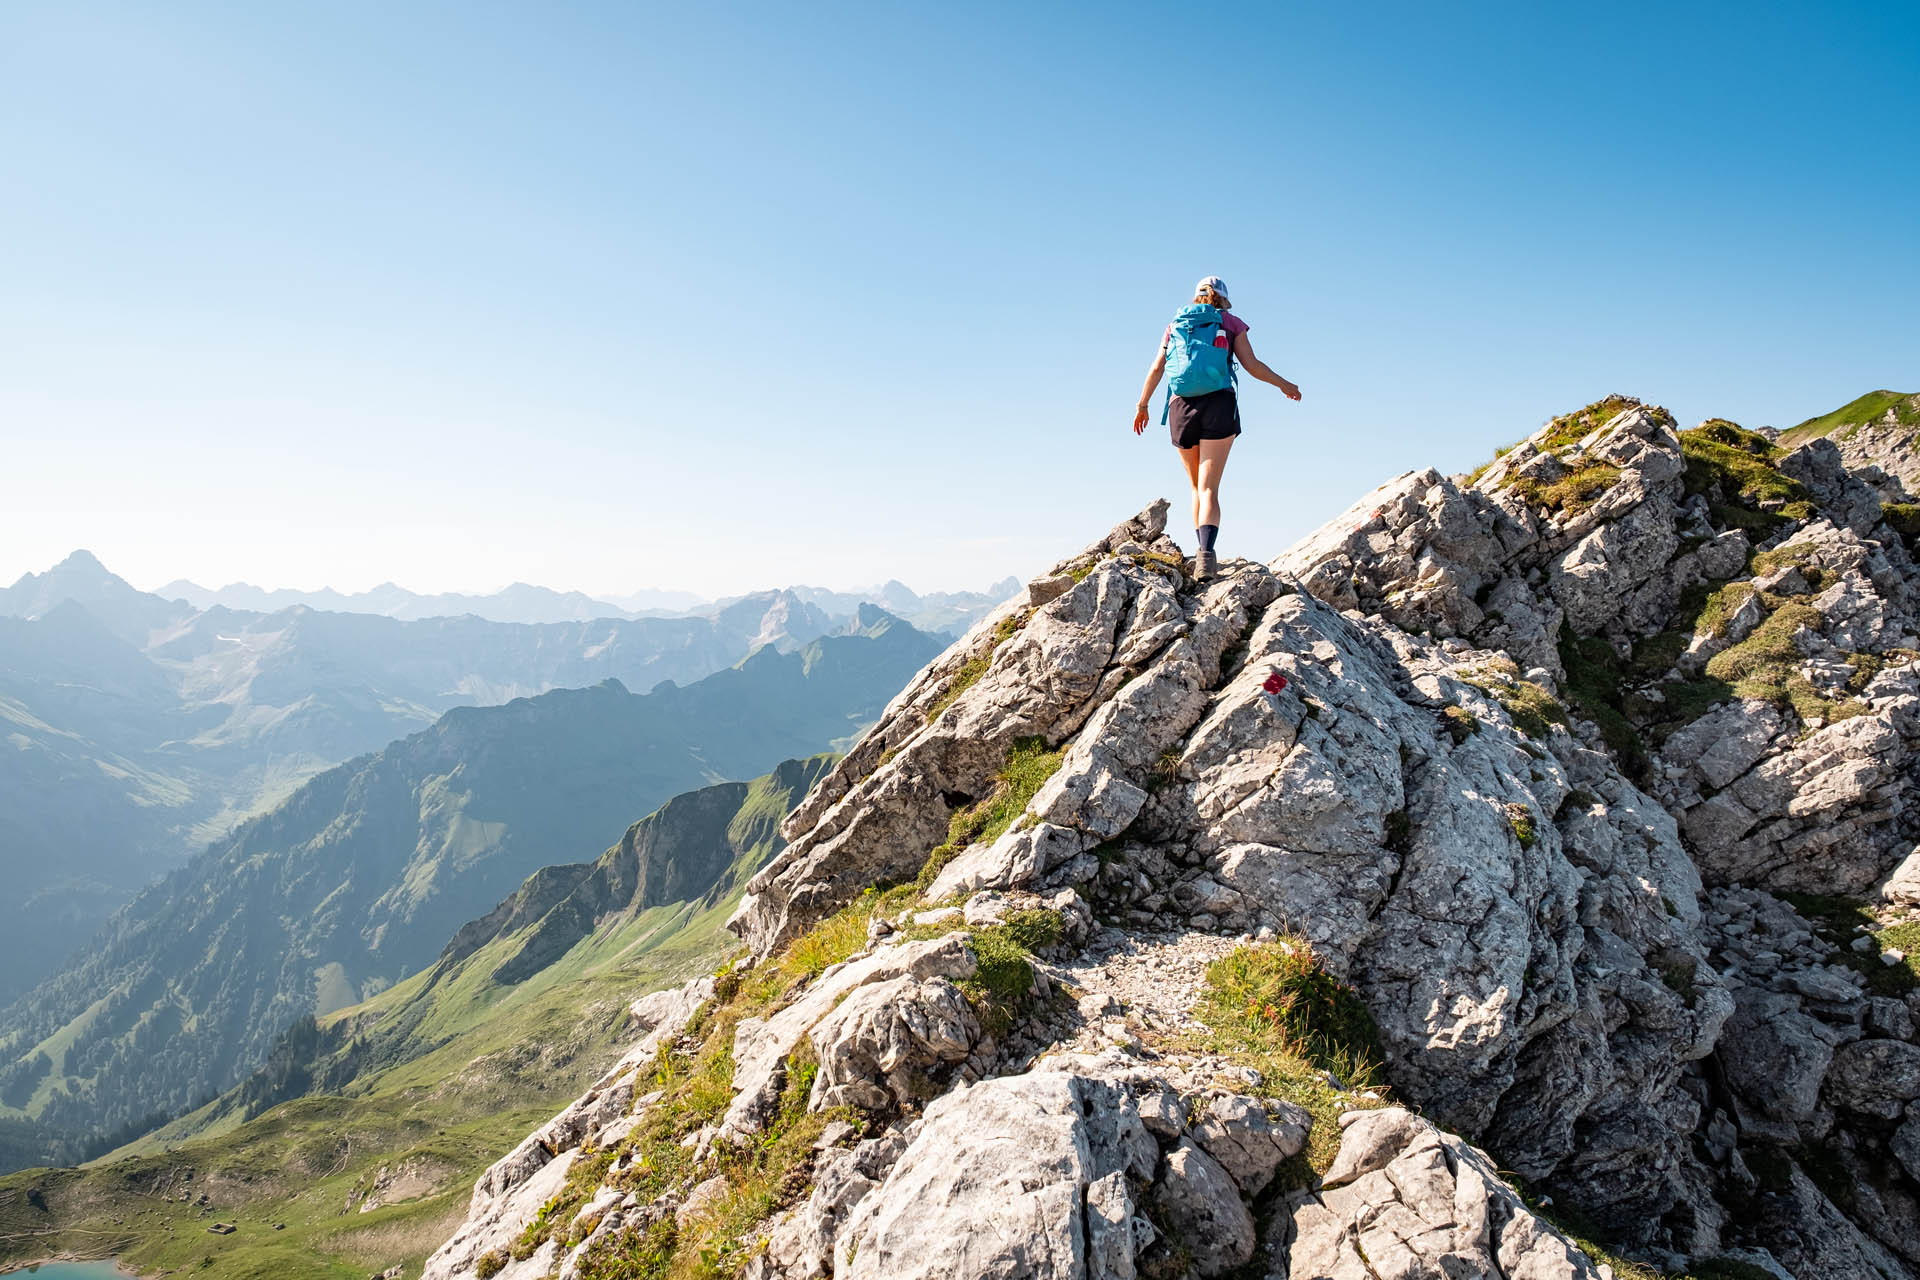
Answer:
[{"left": 6, "top": 544, "right": 1020, "bottom": 607}]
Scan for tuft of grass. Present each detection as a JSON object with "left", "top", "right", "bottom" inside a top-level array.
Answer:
[
  {"left": 1658, "top": 956, "right": 1698, "bottom": 1008},
  {"left": 1499, "top": 1185, "right": 1671, "bottom": 1280},
  {"left": 1191, "top": 942, "right": 1386, "bottom": 1181},
  {"left": 1870, "top": 920, "right": 1920, "bottom": 997},
  {"left": 926, "top": 613, "right": 1025, "bottom": 724},
  {"left": 1703, "top": 600, "right": 1820, "bottom": 684},
  {"left": 1627, "top": 627, "right": 1692, "bottom": 680},
  {"left": 1197, "top": 944, "right": 1384, "bottom": 1094},
  {"left": 512, "top": 1144, "right": 617, "bottom": 1259},
  {"left": 1846, "top": 651, "right": 1885, "bottom": 694},
  {"left": 571, "top": 916, "right": 880, "bottom": 1279},
  {"left": 961, "top": 910, "right": 1065, "bottom": 1037},
  {"left": 1506, "top": 803, "right": 1537, "bottom": 848},
  {"left": 1464, "top": 397, "right": 1661, "bottom": 489},
  {"left": 1442, "top": 705, "right": 1481, "bottom": 744},
  {"left": 1465, "top": 446, "right": 1513, "bottom": 486},
  {"left": 1145, "top": 747, "right": 1183, "bottom": 794},
  {"left": 1749, "top": 545, "right": 1833, "bottom": 591},
  {"left": 1690, "top": 581, "right": 1755, "bottom": 640},
  {"left": 913, "top": 737, "right": 1066, "bottom": 890},
  {"left": 1461, "top": 664, "right": 1568, "bottom": 740},
  {"left": 779, "top": 884, "right": 919, "bottom": 983}
]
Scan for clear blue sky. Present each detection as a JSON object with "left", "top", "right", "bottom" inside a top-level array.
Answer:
[{"left": 2, "top": 1, "right": 1915, "bottom": 599}]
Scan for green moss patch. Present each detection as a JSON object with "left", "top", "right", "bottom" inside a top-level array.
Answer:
[
  {"left": 1506, "top": 803, "right": 1538, "bottom": 848},
  {"left": 962, "top": 909, "right": 1065, "bottom": 1037},
  {"left": 1465, "top": 396, "right": 1665, "bottom": 488},
  {"left": 1557, "top": 624, "right": 1650, "bottom": 778}
]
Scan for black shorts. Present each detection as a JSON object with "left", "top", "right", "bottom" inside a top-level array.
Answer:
[{"left": 1168, "top": 388, "right": 1241, "bottom": 449}]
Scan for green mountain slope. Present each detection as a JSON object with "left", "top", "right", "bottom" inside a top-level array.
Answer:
[
  {"left": 1778, "top": 388, "right": 1920, "bottom": 446},
  {"left": 0, "top": 758, "right": 826, "bottom": 1278},
  {"left": 0, "top": 619, "right": 938, "bottom": 1169}
]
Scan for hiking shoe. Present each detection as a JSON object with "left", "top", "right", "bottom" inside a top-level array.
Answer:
[{"left": 1194, "top": 549, "right": 1218, "bottom": 580}]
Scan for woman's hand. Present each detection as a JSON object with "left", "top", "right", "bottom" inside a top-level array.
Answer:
[
  {"left": 1280, "top": 379, "right": 1302, "bottom": 401},
  {"left": 1132, "top": 403, "right": 1149, "bottom": 435}
]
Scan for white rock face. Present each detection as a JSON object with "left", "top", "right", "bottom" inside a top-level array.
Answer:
[
  {"left": 725, "top": 934, "right": 976, "bottom": 1138},
  {"left": 1275, "top": 1108, "right": 1605, "bottom": 1280},
  {"left": 424, "top": 405, "right": 1920, "bottom": 1278},
  {"left": 837, "top": 1069, "right": 1156, "bottom": 1280}
]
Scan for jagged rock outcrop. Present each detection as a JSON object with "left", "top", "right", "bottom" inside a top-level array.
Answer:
[
  {"left": 1275, "top": 1108, "right": 1605, "bottom": 1279},
  {"left": 424, "top": 396, "right": 1920, "bottom": 1278}
]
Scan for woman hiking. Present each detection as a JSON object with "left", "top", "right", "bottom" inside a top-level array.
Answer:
[{"left": 1132, "top": 276, "right": 1302, "bottom": 578}]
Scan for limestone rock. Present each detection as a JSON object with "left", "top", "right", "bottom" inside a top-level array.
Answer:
[
  {"left": 1154, "top": 1138, "right": 1255, "bottom": 1276},
  {"left": 834, "top": 1069, "right": 1159, "bottom": 1280},
  {"left": 1277, "top": 1108, "right": 1604, "bottom": 1279},
  {"left": 1188, "top": 1093, "right": 1309, "bottom": 1196},
  {"left": 1825, "top": 1038, "right": 1920, "bottom": 1119},
  {"left": 725, "top": 934, "right": 976, "bottom": 1138},
  {"left": 807, "top": 971, "right": 979, "bottom": 1112}
]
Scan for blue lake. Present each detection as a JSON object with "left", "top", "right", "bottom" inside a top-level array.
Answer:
[{"left": 1, "top": 1264, "right": 134, "bottom": 1278}]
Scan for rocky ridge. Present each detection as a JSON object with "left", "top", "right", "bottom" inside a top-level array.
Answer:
[{"left": 421, "top": 397, "right": 1920, "bottom": 1280}]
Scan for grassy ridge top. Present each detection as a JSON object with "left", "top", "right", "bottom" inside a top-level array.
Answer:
[{"left": 1779, "top": 389, "right": 1920, "bottom": 447}]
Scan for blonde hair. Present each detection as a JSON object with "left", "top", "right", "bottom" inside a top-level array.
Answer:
[{"left": 1194, "top": 287, "right": 1229, "bottom": 309}]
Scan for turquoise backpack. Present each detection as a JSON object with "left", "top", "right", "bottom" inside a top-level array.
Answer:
[{"left": 1162, "top": 303, "right": 1237, "bottom": 422}]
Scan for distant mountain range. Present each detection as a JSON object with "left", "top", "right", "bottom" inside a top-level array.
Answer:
[
  {"left": 154, "top": 577, "right": 706, "bottom": 625},
  {"left": 0, "top": 550, "right": 1000, "bottom": 1005},
  {"left": 152, "top": 569, "right": 1021, "bottom": 635},
  {"left": 0, "top": 612, "right": 937, "bottom": 1169}
]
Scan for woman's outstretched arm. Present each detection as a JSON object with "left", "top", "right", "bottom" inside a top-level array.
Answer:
[
  {"left": 1133, "top": 350, "right": 1167, "bottom": 435},
  {"left": 1232, "top": 333, "right": 1302, "bottom": 400}
]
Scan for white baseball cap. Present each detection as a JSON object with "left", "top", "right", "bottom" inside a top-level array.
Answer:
[{"left": 1196, "top": 275, "right": 1230, "bottom": 303}]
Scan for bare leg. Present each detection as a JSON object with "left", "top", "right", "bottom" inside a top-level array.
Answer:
[
  {"left": 1176, "top": 445, "right": 1203, "bottom": 529},
  {"left": 1195, "top": 435, "right": 1235, "bottom": 532}
]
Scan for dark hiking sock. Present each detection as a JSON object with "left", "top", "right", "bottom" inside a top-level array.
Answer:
[{"left": 1197, "top": 524, "right": 1219, "bottom": 553}]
